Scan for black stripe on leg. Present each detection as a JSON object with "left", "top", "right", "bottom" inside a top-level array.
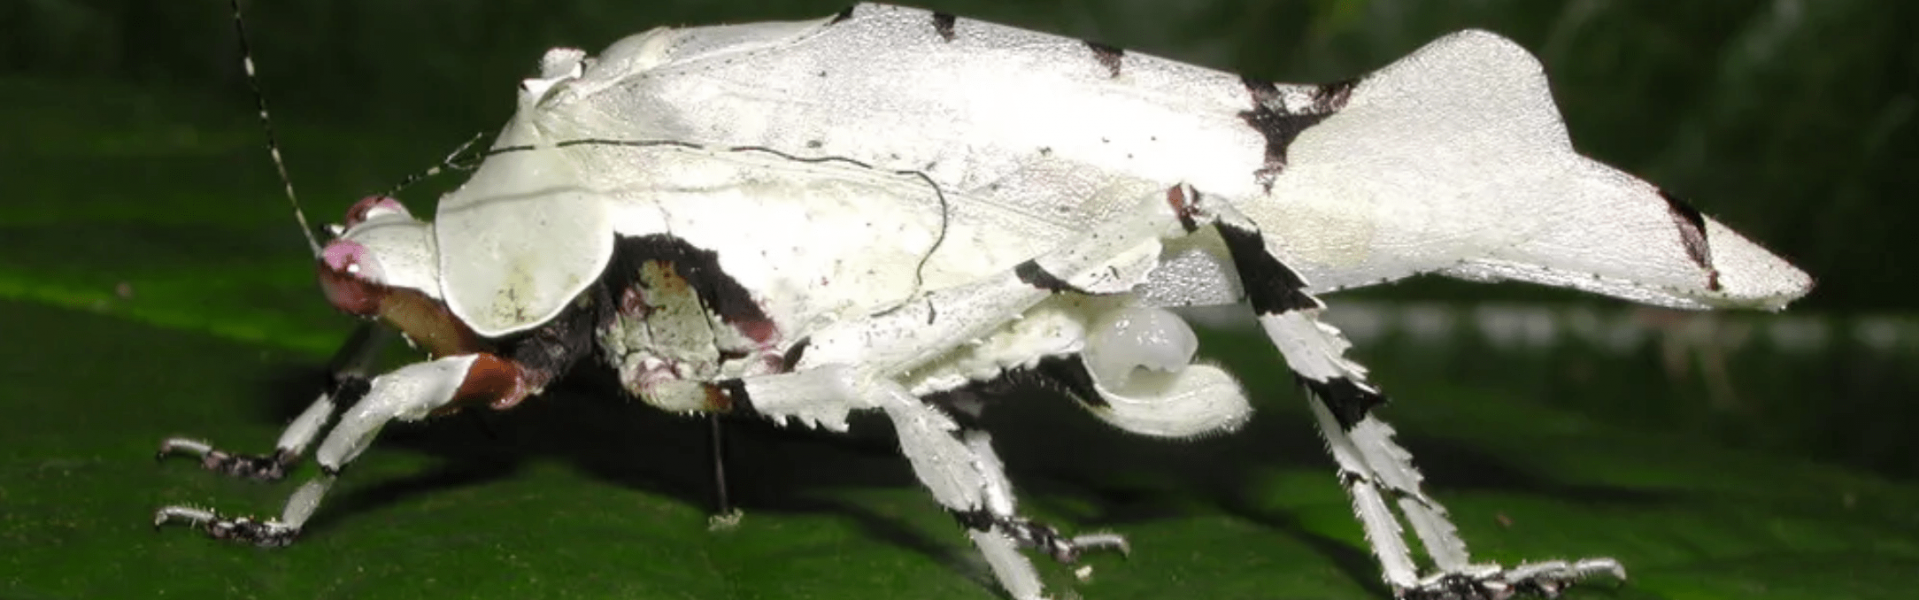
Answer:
[
  {"left": 331, "top": 375, "right": 372, "bottom": 407},
  {"left": 948, "top": 508, "right": 1100, "bottom": 564},
  {"left": 1214, "top": 222, "right": 1317, "bottom": 315},
  {"left": 199, "top": 448, "right": 298, "bottom": 481},
  {"left": 951, "top": 506, "right": 996, "bottom": 532},
  {"left": 1298, "top": 375, "right": 1387, "bottom": 431}
]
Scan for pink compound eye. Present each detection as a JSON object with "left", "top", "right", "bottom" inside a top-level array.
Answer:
[
  {"left": 343, "top": 196, "right": 409, "bottom": 228},
  {"left": 322, "top": 239, "right": 378, "bottom": 277},
  {"left": 318, "top": 240, "right": 385, "bottom": 316}
]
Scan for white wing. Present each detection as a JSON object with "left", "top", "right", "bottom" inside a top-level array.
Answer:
[
  {"left": 444, "top": 3, "right": 1807, "bottom": 333},
  {"left": 1242, "top": 30, "right": 1810, "bottom": 309}
]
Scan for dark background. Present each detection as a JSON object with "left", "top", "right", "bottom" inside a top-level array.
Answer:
[{"left": 3, "top": 1, "right": 1914, "bottom": 599}]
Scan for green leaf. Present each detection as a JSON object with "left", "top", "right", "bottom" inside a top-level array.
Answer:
[{"left": 6, "top": 296, "right": 1917, "bottom": 599}]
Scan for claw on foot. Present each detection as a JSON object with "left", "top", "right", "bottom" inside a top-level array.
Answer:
[
  {"left": 953, "top": 509, "right": 1131, "bottom": 565},
  {"left": 157, "top": 438, "right": 294, "bottom": 481},
  {"left": 1402, "top": 558, "right": 1626, "bottom": 600},
  {"left": 154, "top": 505, "right": 300, "bottom": 547}
]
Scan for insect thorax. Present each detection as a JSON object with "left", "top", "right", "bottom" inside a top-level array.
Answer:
[{"left": 592, "top": 235, "right": 785, "bottom": 412}]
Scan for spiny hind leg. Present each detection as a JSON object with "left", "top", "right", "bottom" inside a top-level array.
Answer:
[{"left": 1185, "top": 188, "right": 1626, "bottom": 598}]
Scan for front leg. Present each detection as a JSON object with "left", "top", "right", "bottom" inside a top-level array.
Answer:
[
  {"left": 154, "top": 353, "right": 534, "bottom": 546},
  {"left": 1189, "top": 189, "right": 1626, "bottom": 598},
  {"left": 157, "top": 321, "right": 393, "bottom": 481}
]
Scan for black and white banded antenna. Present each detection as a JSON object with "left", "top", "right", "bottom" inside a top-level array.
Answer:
[
  {"left": 230, "top": 0, "right": 322, "bottom": 257},
  {"left": 380, "top": 131, "right": 489, "bottom": 198}
]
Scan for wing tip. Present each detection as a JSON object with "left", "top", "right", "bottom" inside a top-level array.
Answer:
[{"left": 1701, "top": 219, "right": 1814, "bottom": 311}]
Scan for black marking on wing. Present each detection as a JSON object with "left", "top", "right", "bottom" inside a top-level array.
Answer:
[
  {"left": 1237, "top": 77, "right": 1356, "bottom": 192},
  {"left": 1215, "top": 221, "right": 1318, "bottom": 315},
  {"left": 1086, "top": 41, "right": 1124, "bottom": 78},
  {"left": 1015, "top": 259, "right": 1080, "bottom": 294},
  {"left": 1298, "top": 375, "right": 1387, "bottom": 431},
  {"left": 829, "top": 5, "right": 856, "bottom": 25},
  {"left": 1659, "top": 189, "right": 1722, "bottom": 291},
  {"left": 932, "top": 12, "right": 957, "bottom": 42}
]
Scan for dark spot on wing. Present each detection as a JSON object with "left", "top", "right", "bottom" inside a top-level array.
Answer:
[
  {"left": 1660, "top": 189, "right": 1721, "bottom": 291},
  {"left": 1086, "top": 40, "right": 1124, "bottom": 78},
  {"left": 1298, "top": 375, "right": 1387, "bottom": 431},
  {"left": 829, "top": 5, "right": 856, "bottom": 25},
  {"left": 1015, "top": 259, "right": 1080, "bottom": 294},
  {"left": 1313, "top": 78, "right": 1356, "bottom": 111},
  {"left": 932, "top": 12, "right": 957, "bottom": 42},
  {"left": 1237, "top": 77, "right": 1356, "bottom": 193}
]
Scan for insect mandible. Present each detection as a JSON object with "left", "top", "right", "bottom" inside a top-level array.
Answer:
[{"left": 155, "top": 4, "right": 1813, "bottom": 599}]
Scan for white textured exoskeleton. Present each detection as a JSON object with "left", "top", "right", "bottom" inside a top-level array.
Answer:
[{"left": 157, "top": 4, "right": 1812, "bottom": 599}]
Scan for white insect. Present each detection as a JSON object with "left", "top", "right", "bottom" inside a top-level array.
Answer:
[{"left": 156, "top": 4, "right": 1812, "bottom": 600}]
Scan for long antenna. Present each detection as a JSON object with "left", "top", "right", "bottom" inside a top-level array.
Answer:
[
  {"left": 381, "top": 131, "right": 488, "bottom": 198},
  {"left": 230, "top": 0, "right": 322, "bottom": 257}
]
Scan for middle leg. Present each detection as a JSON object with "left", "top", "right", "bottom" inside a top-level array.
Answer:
[{"left": 716, "top": 186, "right": 1202, "bottom": 599}]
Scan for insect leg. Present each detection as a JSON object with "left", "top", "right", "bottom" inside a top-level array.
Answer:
[
  {"left": 155, "top": 352, "right": 533, "bottom": 546},
  {"left": 951, "top": 428, "right": 1130, "bottom": 564},
  {"left": 712, "top": 188, "right": 1194, "bottom": 599},
  {"left": 728, "top": 368, "right": 1123, "bottom": 600},
  {"left": 158, "top": 321, "right": 395, "bottom": 481},
  {"left": 1187, "top": 190, "right": 1625, "bottom": 597},
  {"left": 704, "top": 414, "right": 742, "bottom": 527}
]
